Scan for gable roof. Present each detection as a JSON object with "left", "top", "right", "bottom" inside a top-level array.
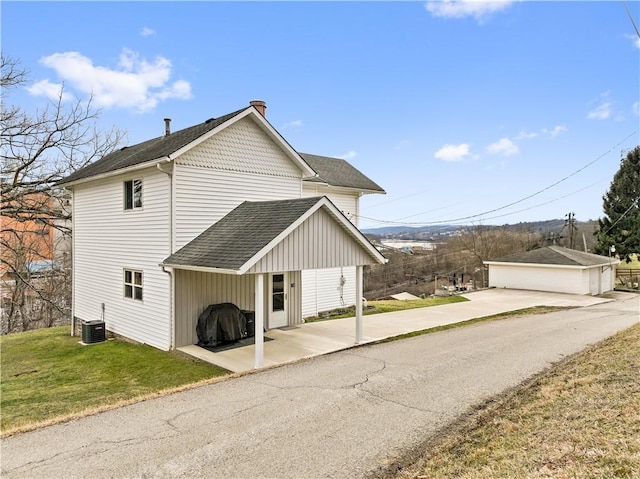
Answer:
[
  {"left": 161, "top": 196, "right": 385, "bottom": 274},
  {"left": 59, "top": 108, "right": 248, "bottom": 185},
  {"left": 485, "top": 246, "right": 619, "bottom": 267},
  {"left": 58, "top": 105, "right": 383, "bottom": 193},
  {"left": 300, "top": 153, "right": 385, "bottom": 193}
]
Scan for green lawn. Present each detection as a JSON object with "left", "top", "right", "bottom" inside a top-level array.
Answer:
[
  {"left": 1, "top": 327, "right": 229, "bottom": 435},
  {"left": 304, "top": 295, "right": 468, "bottom": 322}
]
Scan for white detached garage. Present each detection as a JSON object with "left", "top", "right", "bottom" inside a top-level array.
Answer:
[{"left": 484, "top": 246, "right": 620, "bottom": 296}]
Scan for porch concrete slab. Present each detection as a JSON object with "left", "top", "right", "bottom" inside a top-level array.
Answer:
[{"left": 179, "top": 289, "right": 616, "bottom": 373}]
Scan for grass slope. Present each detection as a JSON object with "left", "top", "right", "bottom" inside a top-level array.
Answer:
[
  {"left": 1, "top": 327, "right": 229, "bottom": 435},
  {"left": 305, "top": 295, "right": 468, "bottom": 322},
  {"left": 395, "top": 323, "right": 640, "bottom": 479}
]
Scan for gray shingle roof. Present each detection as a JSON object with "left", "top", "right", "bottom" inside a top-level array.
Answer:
[
  {"left": 59, "top": 108, "right": 248, "bottom": 185},
  {"left": 59, "top": 106, "right": 385, "bottom": 194},
  {"left": 300, "top": 153, "right": 385, "bottom": 193},
  {"left": 488, "top": 246, "right": 613, "bottom": 266},
  {"left": 162, "top": 197, "right": 324, "bottom": 271}
]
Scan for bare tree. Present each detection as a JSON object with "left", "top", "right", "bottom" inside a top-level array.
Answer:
[{"left": 1, "top": 54, "right": 124, "bottom": 333}]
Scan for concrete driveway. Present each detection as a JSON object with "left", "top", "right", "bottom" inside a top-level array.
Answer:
[
  {"left": 180, "top": 289, "right": 614, "bottom": 372},
  {"left": 2, "top": 291, "right": 637, "bottom": 479}
]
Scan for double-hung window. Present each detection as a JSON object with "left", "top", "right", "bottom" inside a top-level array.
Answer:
[
  {"left": 124, "top": 179, "right": 142, "bottom": 210},
  {"left": 124, "top": 269, "right": 143, "bottom": 301}
]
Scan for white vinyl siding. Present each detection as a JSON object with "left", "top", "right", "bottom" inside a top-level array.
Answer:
[
  {"left": 302, "top": 186, "right": 359, "bottom": 226},
  {"left": 174, "top": 167, "right": 301, "bottom": 250},
  {"left": 302, "top": 187, "right": 360, "bottom": 316},
  {"left": 248, "top": 208, "right": 375, "bottom": 273},
  {"left": 174, "top": 270, "right": 256, "bottom": 347},
  {"left": 178, "top": 116, "right": 301, "bottom": 178},
  {"left": 487, "top": 264, "right": 598, "bottom": 295},
  {"left": 302, "top": 267, "right": 357, "bottom": 317},
  {"left": 73, "top": 168, "right": 171, "bottom": 350}
]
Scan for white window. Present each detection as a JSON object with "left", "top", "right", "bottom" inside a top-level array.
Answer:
[
  {"left": 124, "top": 269, "right": 143, "bottom": 301},
  {"left": 124, "top": 179, "right": 142, "bottom": 210}
]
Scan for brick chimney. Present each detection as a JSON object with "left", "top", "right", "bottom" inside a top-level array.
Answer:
[
  {"left": 249, "top": 100, "right": 267, "bottom": 117},
  {"left": 164, "top": 118, "right": 171, "bottom": 136}
]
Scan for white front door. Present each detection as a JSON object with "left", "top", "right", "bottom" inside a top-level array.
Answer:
[{"left": 268, "top": 273, "right": 288, "bottom": 328}]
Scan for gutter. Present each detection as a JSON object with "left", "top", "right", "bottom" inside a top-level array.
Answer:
[{"left": 156, "top": 158, "right": 175, "bottom": 348}]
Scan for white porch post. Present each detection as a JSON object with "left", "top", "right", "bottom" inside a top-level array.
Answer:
[
  {"left": 254, "top": 273, "right": 265, "bottom": 368},
  {"left": 355, "top": 265, "right": 363, "bottom": 344}
]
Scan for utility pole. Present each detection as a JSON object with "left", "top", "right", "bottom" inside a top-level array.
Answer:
[{"left": 564, "top": 212, "right": 577, "bottom": 249}]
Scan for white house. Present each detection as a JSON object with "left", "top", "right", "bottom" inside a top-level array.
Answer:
[
  {"left": 59, "top": 100, "right": 386, "bottom": 366},
  {"left": 484, "top": 246, "right": 620, "bottom": 296}
]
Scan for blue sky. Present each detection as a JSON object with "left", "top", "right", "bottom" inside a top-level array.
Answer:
[{"left": 3, "top": 1, "right": 639, "bottom": 230}]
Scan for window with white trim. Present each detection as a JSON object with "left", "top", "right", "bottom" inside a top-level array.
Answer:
[
  {"left": 124, "top": 179, "right": 142, "bottom": 210},
  {"left": 124, "top": 269, "right": 143, "bottom": 301}
]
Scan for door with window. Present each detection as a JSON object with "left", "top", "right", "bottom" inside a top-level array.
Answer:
[{"left": 268, "top": 273, "right": 288, "bottom": 328}]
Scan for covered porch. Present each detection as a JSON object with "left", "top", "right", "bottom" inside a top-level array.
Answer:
[{"left": 161, "top": 196, "right": 386, "bottom": 368}]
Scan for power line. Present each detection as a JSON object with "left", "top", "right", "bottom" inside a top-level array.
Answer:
[{"left": 358, "top": 129, "right": 638, "bottom": 227}]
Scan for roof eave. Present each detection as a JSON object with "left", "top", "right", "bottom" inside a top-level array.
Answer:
[
  {"left": 159, "top": 263, "right": 242, "bottom": 275},
  {"left": 238, "top": 197, "right": 386, "bottom": 274},
  {"left": 302, "top": 182, "right": 386, "bottom": 195},
  {"left": 484, "top": 260, "right": 620, "bottom": 268},
  {"left": 59, "top": 156, "right": 172, "bottom": 188}
]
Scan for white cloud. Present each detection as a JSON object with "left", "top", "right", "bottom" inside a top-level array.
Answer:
[
  {"left": 425, "top": 0, "right": 515, "bottom": 21},
  {"left": 34, "top": 49, "right": 192, "bottom": 112},
  {"left": 282, "top": 119, "right": 303, "bottom": 129},
  {"left": 587, "top": 102, "right": 612, "bottom": 120},
  {"left": 632, "top": 101, "right": 639, "bottom": 117},
  {"left": 542, "top": 125, "right": 567, "bottom": 138},
  {"left": 624, "top": 33, "right": 640, "bottom": 49},
  {"left": 338, "top": 150, "right": 357, "bottom": 160},
  {"left": 25, "top": 79, "right": 73, "bottom": 102},
  {"left": 514, "top": 130, "right": 538, "bottom": 140},
  {"left": 486, "top": 137, "right": 519, "bottom": 156},
  {"left": 140, "top": 27, "right": 156, "bottom": 37},
  {"left": 587, "top": 92, "right": 613, "bottom": 120},
  {"left": 434, "top": 143, "right": 471, "bottom": 162}
]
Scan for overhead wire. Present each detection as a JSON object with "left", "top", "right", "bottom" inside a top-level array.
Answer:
[{"left": 357, "top": 129, "right": 639, "bottom": 226}]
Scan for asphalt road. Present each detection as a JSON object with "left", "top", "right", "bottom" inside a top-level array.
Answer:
[{"left": 2, "top": 293, "right": 638, "bottom": 479}]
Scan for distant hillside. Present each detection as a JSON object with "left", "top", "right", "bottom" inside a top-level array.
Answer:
[{"left": 363, "top": 219, "right": 598, "bottom": 239}]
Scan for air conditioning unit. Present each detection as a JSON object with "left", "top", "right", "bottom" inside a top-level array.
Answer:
[{"left": 82, "top": 320, "right": 106, "bottom": 344}]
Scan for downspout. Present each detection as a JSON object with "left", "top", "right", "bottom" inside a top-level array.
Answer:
[
  {"left": 156, "top": 160, "right": 175, "bottom": 348},
  {"left": 70, "top": 187, "right": 76, "bottom": 337}
]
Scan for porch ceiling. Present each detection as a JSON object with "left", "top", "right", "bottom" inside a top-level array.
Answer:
[{"left": 161, "top": 196, "right": 386, "bottom": 275}]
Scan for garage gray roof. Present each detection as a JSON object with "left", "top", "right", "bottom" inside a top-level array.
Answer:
[
  {"left": 300, "top": 153, "right": 385, "bottom": 193},
  {"left": 488, "top": 246, "right": 612, "bottom": 267},
  {"left": 162, "top": 197, "right": 325, "bottom": 271},
  {"left": 59, "top": 108, "right": 248, "bottom": 185}
]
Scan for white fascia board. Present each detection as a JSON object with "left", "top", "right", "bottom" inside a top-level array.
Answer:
[
  {"left": 238, "top": 197, "right": 386, "bottom": 274},
  {"left": 158, "top": 263, "right": 241, "bottom": 276},
  {"left": 61, "top": 157, "right": 172, "bottom": 188},
  {"left": 483, "top": 261, "right": 615, "bottom": 270},
  {"left": 301, "top": 181, "right": 386, "bottom": 196}
]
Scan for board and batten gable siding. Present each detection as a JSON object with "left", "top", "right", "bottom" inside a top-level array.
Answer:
[
  {"left": 301, "top": 186, "right": 360, "bottom": 317},
  {"left": 173, "top": 117, "right": 304, "bottom": 250},
  {"left": 174, "top": 270, "right": 254, "bottom": 347},
  {"left": 73, "top": 168, "right": 171, "bottom": 349},
  {"left": 174, "top": 270, "right": 303, "bottom": 347},
  {"left": 248, "top": 208, "right": 374, "bottom": 273},
  {"left": 488, "top": 264, "right": 590, "bottom": 295}
]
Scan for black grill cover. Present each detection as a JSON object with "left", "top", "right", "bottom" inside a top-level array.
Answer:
[{"left": 196, "top": 303, "right": 248, "bottom": 346}]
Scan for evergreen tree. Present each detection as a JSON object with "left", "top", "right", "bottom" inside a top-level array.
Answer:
[{"left": 594, "top": 146, "right": 640, "bottom": 262}]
